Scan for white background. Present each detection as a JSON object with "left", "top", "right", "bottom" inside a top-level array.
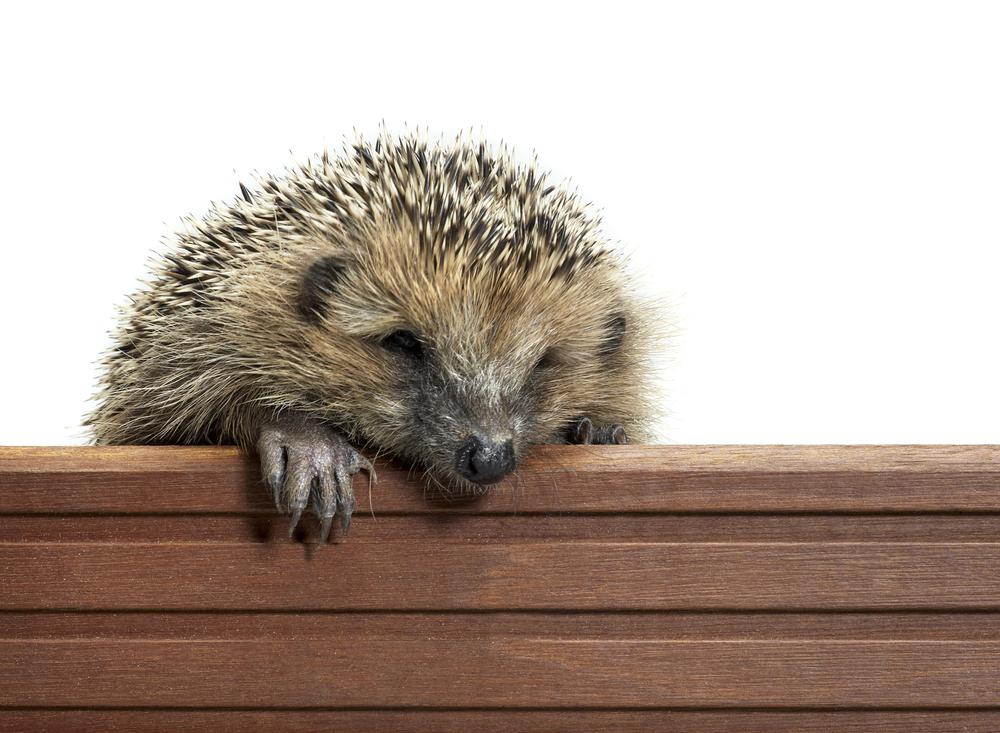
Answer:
[{"left": 1, "top": 1, "right": 997, "bottom": 445}]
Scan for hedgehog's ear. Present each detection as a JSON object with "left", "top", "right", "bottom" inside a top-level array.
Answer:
[
  {"left": 299, "top": 256, "right": 347, "bottom": 324},
  {"left": 599, "top": 313, "right": 628, "bottom": 356}
]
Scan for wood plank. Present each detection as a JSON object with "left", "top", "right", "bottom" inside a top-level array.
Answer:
[
  {"left": 4, "top": 542, "right": 1000, "bottom": 611},
  {"left": 3, "top": 710, "right": 999, "bottom": 733},
  {"left": 4, "top": 638, "right": 1000, "bottom": 708},
  {"left": 5, "top": 514, "right": 1000, "bottom": 544},
  {"left": 2, "top": 445, "right": 998, "bottom": 514}
]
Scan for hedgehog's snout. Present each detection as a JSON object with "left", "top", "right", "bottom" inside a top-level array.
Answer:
[{"left": 455, "top": 434, "right": 516, "bottom": 485}]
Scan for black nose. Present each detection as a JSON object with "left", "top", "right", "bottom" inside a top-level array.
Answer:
[{"left": 455, "top": 435, "right": 516, "bottom": 485}]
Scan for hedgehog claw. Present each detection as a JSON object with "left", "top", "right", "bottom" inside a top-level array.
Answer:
[
  {"left": 567, "top": 417, "right": 628, "bottom": 445},
  {"left": 317, "top": 515, "right": 334, "bottom": 548},
  {"left": 287, "top": 505, "right": 305, "bottom": 538},
  {"left": 569, "top": 417, "right": 594, "bottom": 444},
  {"left": 594, "top": 423, "right": 628, "bottom": 445},
  {"left": 257, "top": 411, "right": 374, "bottom": 547}
]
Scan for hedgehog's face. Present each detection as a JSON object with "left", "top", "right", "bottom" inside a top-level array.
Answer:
[{"left": 295, "top": 249, "right": 644, "bottom": 493}]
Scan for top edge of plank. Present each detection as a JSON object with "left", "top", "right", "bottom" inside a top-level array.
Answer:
[
  {"left": 0, "top": 444, "right": 1000, "bottom": 472},
  {"left": 1, "top": 444, "right": 997, "bottom": 472},
  {"left": 0, "top": 445, "right": 997, "bottom": 514}
]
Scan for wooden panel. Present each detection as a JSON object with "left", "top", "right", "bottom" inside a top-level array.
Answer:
[
  {"left": 4, "top": 637, "right": 1000, "bottom": 708},
  {"left": 3, "top": 541, "right": 1000, "bottom": 610},
  {"left": 1, "top": 445, "right": 999, "bottom": 732},
  {"left": 6, "top": 513, "right": 1000, "bottom": 543},
  {"left": 4, "top": 614, "right": 1000, "bottom": 710}
]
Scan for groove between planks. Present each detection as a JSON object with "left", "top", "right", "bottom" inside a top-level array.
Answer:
[
  {"left": 2, "top": 711, "right": 1000, "bottom": 733},
  {"left": 4, "top": 514, "right": 1000, "bottom": 544},
  {"left": 5, "top": 612, "right": 1000, "bottom": 640}
]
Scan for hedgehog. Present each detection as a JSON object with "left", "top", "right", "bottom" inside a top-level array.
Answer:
[{"left": 87, "top": 128, "right": 662, "bottom": 546}]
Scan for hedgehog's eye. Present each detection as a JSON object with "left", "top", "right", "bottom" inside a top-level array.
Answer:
[{"left": 380, "top": 330, "right": 424, "bottom": 358}]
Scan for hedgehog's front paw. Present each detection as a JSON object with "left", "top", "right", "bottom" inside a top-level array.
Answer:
[
  {"left": 257, "top": 412, "right": 375, "bottom": 547},
  {"left": 566, "top": 416, "right": 628, "bottom": 445}
]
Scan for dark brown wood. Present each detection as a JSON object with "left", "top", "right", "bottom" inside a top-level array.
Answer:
[
  {"left": 6, "top": 611, "right": 1000, "bottom": 640},
  {"left": 3, "top": 711, "right": 1000, "bottom": 733},
  {"left": 1, "top": 445, "right": 998, "bottom": 732},
  {"left": 5, "top": 513, "right": 1000, "bottom": 544},
  {"left": 4, "top": 637, "right": 1000, "bottom": 707},
  {"left": 4, "top": 542, "right": 1000, "bottom": 610}
]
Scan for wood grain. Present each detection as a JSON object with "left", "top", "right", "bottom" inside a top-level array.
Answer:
[
  {"left": 3, "top": 542, "right": 1000, "bottom": 610},
  {"left": 1, "top": 445, "right": 998, "bottom": 732},
  {"left": 4, "top": 638, "right": 1000, "bottom": 708}
]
